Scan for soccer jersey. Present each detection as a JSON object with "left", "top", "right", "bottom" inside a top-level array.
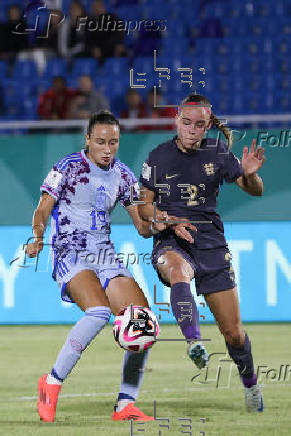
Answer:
[
  {"left": 139, "top": 136, "right": 243, "bottom": 249},
  {"left": 41, "top": 149, "right": 139, "bottom": 251}
]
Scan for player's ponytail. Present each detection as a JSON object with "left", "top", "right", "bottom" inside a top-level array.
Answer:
[{"left": 180, "top": 93, "right": 233, "bottom": 149}]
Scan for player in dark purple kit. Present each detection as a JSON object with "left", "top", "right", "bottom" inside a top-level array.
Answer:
[{"left": 139, "top": 93, "right": 266, "bottom": 412}]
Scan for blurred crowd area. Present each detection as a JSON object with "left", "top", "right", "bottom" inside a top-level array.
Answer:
[{"left": 0, "top": 0, "right": 290, "bottom": 128}]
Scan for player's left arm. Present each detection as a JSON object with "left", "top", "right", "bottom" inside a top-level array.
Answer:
[
  {"left": 235, "top": 139, "right": 266, "bottom": 196},
  {"left": 126, "top": 205, "right": 153, "bottom": 238}
]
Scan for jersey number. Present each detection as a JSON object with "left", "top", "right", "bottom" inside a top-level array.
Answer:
[
  {"left": 178, "top": 184, "right": 199, "bottom": 206},
  {"left": 90, "top": 210, "right": 106, "bottom": 230}
]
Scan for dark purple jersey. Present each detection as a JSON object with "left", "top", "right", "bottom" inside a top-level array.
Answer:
[{"left": 139, "top": 136, "right": 243, "bottom": 249}]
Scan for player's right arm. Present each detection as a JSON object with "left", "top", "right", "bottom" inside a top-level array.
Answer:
[
  {"left": 26, "top": 193, "right": 56, "bottom": 258},
  {"left": 27, "top": 161, "right": 67, "bottom": 257},
  {"left": 139, "top": 185, "right": 196, "bottom": 244}
]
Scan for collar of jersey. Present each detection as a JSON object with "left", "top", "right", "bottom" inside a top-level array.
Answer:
[{"left": 81, "top": 149, "right": 115, "bottom": 172}]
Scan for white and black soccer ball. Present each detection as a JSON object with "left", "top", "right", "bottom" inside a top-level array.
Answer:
[{"left": 113, "top": 305, "right": 159, "bottom": 352}]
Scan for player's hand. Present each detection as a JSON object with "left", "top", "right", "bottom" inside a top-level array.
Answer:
[
  {"left": 150, "top": 210, "right": 170, "bottom": 232},
  {"left": 169, "top": 217, "right": 197, "bottom": 244},
  {"left": 25, "top": 239, "right": 44, "bottom": 258},
  {"left": 242, "top": 139, "right": 266, "bottom": 176}
]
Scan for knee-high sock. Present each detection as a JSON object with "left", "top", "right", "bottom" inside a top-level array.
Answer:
[
  {"left": 226, "top": 333, "right": 257, "bottom": 387},
  {"left": 118, "top": 349, "right": 150, "bottom": 402},
  {"left": 51, "top": 306, "right": 111, "bottom": 382},
  {"left": 170, "top": 282, "right": 201, "bottom": 341}
]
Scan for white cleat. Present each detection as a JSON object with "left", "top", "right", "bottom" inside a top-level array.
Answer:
[{"left": 245, "top": 384, "right": 264, "bottom": 412}]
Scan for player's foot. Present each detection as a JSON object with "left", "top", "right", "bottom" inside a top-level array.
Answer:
[
  {"left": 187, "top": 342, "right": 209, "bottom": 369},
  {"left": 37, "top": 374, "right": 61, "bottom": 422},
  {"left": 245, "top": 384, "right": 263, "bottom": 412},
  {"left": 111, "top": 402, "right": 154, "bottom": 421}
]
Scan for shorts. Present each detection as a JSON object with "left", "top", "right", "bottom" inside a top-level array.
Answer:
[
  {"left": 152, "top": 231, "right": 236, "bottom": 295},
  {"left": 52, "top": 241, "right": 132, "bottom": 303}
]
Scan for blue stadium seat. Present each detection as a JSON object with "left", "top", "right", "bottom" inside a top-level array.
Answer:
[
  {"left": 133, "top": 57, "right": 154, "bottom": 74},
  {"left": 37, "top": 79, "right": 52, "bottom": 94},
  {"left": 12, "top": 60, "right": 38, "bottom": 80},
  {"left": 116, "top": 4, "right": 142, "bottom": 20},
  {"left": 200, "top": 1, "right": 226, "bottom": 19},
  {"left": 164, "top": 20, "right": 187, "bottom": 37},
  {"left": 43, "top": 59, "right": 67, "bottom": 79},
  {"left": 103, "top": 58, "right": 129, "bottom": 76},
  {"left": 278, "top": 75, "right": 291, "bottom": 91},
  {"left": 222, "top": 19, "right": 249, "bottom": 37},
  {"left": 228, "top": 2, "right": 246, "bottom": 18},
  {"left": 255, "top": 0, "right": 285, "bottom": 17},
  {"left": 22, "top": 96, "right": 38, "bottom": 120},
  {"left": 71, "top": 58, "right": 99, "bottom": 78},
  {"left": 276, "top": 37, "right": 291, "bottom": 57},
  {"left": 3, "top": 80, "right": 37, "bottom": 104},
  {"left": 277, "top": 57, "right": 291, "bottom": 74},
  {"left": 161, "top": 37, "right": 190, "bottom": 57},
  {"left": 278, "top": 92, "right": 291, "bottom": 112},
  {"left": 0, "top": 61, "right": 8, "bottom": 78}
]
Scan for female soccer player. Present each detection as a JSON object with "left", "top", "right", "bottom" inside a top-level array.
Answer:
[
  {"left": 26, "top": 110, "right": 161, "bottom": 423},
  {"left": 139, "top": 93, "right": 266, "bottom": 412}
]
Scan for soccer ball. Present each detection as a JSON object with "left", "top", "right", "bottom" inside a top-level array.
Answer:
[{"left": 113, "top": 305, "right": 159, "bottom": 352}]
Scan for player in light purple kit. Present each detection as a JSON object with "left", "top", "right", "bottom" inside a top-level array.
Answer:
[{"left": 26, "top": 111, "right": 162, "bottom": 422}]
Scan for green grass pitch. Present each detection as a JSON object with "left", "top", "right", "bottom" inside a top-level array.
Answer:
[{"left": 0, "top": 324, "right": 290, "bottom": 436}]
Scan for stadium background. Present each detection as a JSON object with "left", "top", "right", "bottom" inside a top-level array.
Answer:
[
  {"left": 0, "top": 1, "right": 291, "bottom": 435},
  {"left": 0, "top": 0, "right": 290, "bottom": 324}
]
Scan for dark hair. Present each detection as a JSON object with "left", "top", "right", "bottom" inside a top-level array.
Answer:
[
  {"left": 179, "top": 93, "right": 233, "bottom": 148},
  {"left": 87, "top": 110, "right": 120, "bottom": 136}
]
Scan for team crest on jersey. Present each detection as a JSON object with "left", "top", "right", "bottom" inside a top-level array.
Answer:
[{"left": 203, "top": 163, "right": 215, "bottom": 176}]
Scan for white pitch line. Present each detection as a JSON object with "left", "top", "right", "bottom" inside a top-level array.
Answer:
[{"left": 2, "top": 383, "right": 290, "bottom": 403}]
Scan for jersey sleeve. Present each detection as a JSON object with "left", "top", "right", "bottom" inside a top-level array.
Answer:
[
  {"left": 222, "top": 150, "right": 244, "bottom": 183},
  {"left": 40, "top": 165, "right": 66, "bottom": 200},
  {"left": 139, "top": 152, "right": 157, "bottom": 192},
  {"left": 118, "top": 166, "right": 140, "bottom": 207}
]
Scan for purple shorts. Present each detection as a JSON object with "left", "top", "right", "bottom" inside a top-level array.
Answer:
[{"left": 152, "top": 231, "right": 236, "bottom": 295}]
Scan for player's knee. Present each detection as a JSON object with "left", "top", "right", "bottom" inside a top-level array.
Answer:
[
  {"left": 223, "top": 325, "right": 244, "bottom": 346},
  {"left": 69, "top": 306, "right": 111, "bottom": 354},
  {"left": 168, "top": 262, "right": 192, "bottom": 284}
]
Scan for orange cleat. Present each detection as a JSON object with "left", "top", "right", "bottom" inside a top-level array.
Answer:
[
  {"left": 111, "top": 403, "right": 154, "bottom": 421},
  {"left": 37, "top": 374, "right": 61, "bottom": 422}
]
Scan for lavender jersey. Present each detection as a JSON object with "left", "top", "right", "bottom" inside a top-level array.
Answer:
[{"left": 41, "top": 149, "right": 139, "bottom": 251}]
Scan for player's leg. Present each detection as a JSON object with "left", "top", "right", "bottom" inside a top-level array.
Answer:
[
  {"left": 157, "top": 250, "right": 208, "bottom": 368},
  {"left": 38, "top": 270, "right": 111, "bottom": 422},
  {"left": 204, "top": 288, "right": 263, "bottom": 412},
  {"left": 157, "top": 250, "right": 200, "bottom": 340},
  {"left": 105, "top": 276, "right": 153, "bottom": 421}
]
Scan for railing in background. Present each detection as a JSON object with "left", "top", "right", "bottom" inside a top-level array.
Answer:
[{"left": 1, "top": 114, "right": 291, "bottom": 131}]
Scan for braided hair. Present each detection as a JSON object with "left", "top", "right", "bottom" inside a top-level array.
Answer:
[{"left": 179, "top": 93, "right": 233, "bottom": 149}]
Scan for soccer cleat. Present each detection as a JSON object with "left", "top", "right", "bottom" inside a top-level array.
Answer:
[
  {"left": 245, "top": 384, "right": 264, "bottom": 412},
  {"left": 37, "top": 374, "right": 62, "bottom": 422},
  {"left": 111, "top": 402, "right": 154, "bottom": 421},
  {"left": 187, "top": 342, "right": 209, "bottom": 369}
]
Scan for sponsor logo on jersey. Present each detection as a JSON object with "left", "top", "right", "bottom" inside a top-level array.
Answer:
[{"left": 165, "top": 173, "right": 179, "bottom": 179}]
